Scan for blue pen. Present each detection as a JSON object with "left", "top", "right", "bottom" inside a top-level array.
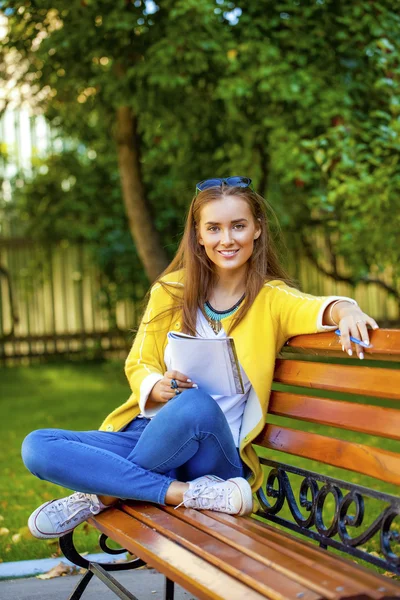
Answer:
[{"left": 334, "top": 329, "right": 373, "bottom": 349}]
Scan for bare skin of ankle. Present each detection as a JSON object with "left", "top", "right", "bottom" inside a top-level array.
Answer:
[
  {"left": 98, "top": 481, "right": 189, "bottom": 508},
  {"left": 164, "top": 481, "right": 189, "bottom": 505},
  {"left": 98, "top": 495, "right": 118, "bottom": 506}
]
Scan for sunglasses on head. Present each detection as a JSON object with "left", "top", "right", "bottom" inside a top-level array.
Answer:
[{"left": 195, "top": 176, "right": 253, "bottom": 196}]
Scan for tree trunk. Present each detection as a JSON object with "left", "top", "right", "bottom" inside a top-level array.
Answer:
[{"left": 115, "top": 106, "right": 168, "bottom": 282}]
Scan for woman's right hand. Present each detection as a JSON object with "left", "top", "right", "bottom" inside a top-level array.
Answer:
[{"left": 149, "top": 370, "right": 197, "bottom": 404}]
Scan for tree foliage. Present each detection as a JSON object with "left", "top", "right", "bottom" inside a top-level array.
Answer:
[{"left": 1, "top": 0, "right": 400, "bottom": 302}]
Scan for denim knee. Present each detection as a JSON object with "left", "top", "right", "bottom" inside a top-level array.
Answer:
[
  {"left": 168, "top": 388, "right": 226, "bottom": 429},
  {"left": 21, "top": 429, "right": 52, "bottom": 478}
]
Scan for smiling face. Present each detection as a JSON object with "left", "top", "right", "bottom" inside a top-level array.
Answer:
[{"left": 197, "top": 196, "right": 261, "bottom": 277}]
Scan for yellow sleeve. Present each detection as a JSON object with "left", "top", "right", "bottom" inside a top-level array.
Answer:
[
  {"left": 124, "top": 283, "right": 177, "bottom": 398},
  {"left": 266, "top": 281, "right": 355, "bottom": 342}
]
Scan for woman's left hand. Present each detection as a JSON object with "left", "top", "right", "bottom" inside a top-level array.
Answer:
[{"left": 335, "top": 303, "right": 379, "bottom": 359}]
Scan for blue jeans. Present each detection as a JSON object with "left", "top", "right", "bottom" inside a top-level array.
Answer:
[{"left": 21, "top": 389, "right": 245, "bottom": 505}]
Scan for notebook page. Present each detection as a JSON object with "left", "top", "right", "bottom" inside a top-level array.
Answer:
[{"left": 167, "top": 332, "right": 244, "bottom": 395}]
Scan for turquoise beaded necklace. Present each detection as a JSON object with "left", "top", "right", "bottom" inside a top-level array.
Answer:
[{"left": 204, "top": 294, "right": 246, "bottom": 334}]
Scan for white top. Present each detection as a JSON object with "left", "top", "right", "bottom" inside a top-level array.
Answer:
[{"left": 138, "top": 309, "right": 252, "bottom": 447}]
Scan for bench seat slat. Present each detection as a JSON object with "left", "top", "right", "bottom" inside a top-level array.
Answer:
[
  {"left": 204, "top": 512, "right": 400, "bottom": 597},
  {"left": 274, "top": 359, "right": 400, "bottom": 400},
  {"left": 120, "top": 503, "right": 321, "bottom": 600},
  {"left": 89, "top": 508, "right": 267, "bottom": 600},
  {"left": 269, "top": 391, "right": 400, "bottom": 440},
  {"left": 158, "top": 505, "right": 379, "bottom": 599},
  {"left": 255, "top": 425, "right": 400, "bottom": 485}
]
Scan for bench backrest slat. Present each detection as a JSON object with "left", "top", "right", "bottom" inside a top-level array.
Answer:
[
  {"left": 274, "top": 359, "right": 400, "bottom": 400},
  {"left": 285, "top": 329, "right": 400, "bottom": 357},
  {"left": 255, "top": 424, "right": 400, "bottom": 485},
  {"left": 269, "top": 391, "right": 400, "bottom": 440}
]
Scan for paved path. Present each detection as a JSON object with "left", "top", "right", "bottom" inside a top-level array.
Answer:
[{"left": 0, "top": 569, "right": 197, "bottom": 600}]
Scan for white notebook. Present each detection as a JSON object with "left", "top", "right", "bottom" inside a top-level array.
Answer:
[{"left": 167, "top": 331, "right": 245, "bottom": 396}]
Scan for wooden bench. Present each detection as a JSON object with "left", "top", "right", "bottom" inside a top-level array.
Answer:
[{"left": 60, "top": 328, "right": 400, "bottom": 600}]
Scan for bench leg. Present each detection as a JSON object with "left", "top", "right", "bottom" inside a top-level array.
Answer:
[
  {"left": 89, "top": 563, "right": 140, "bottom": 600},
  {"left": 164, "top": 577, "right": 175, "bottom": 600},
  {"left": 60, "top": 530, "right": 146, "bottom": 599},
  {"left": 67, "top": 569, "right": 94, "bottom": 600}
]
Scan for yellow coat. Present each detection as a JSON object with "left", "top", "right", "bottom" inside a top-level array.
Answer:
[{"left": 100, "top": 270, "right": 349, "bottom": 491}]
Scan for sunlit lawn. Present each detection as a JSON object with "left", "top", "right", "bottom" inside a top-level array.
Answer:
[
  {"left": 0, "top": 361, "right": 399, "bottom": 582},
  {"left": 0, "top": 361, "right": 129, "bottom": 563}
]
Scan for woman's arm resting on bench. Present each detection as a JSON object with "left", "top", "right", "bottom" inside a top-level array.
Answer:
[{"left": 323, "top": 299, "right": 379, "bottom": 358}]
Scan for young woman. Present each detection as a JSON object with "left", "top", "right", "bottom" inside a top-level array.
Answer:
[{"left": 22, "top": 176, "right": 378, "bottom": 539}]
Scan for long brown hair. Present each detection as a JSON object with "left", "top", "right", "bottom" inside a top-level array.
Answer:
[{"left": 149, "top": 184, "right": 295, "bottom": 335}]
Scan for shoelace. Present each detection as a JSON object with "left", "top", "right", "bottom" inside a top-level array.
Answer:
[
  {"left": 174, "top": 482, "right": 204, "bottom": 510},
  {"left": 58, "top": 493, "right": 100, "bottom": 526},
  {"left": 175, "top": 485, "right": 232, "bottom": 511}
]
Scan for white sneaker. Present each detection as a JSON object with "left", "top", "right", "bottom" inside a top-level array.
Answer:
[
  {"left": 174, "top": 474, "right": 223, "bottom": 510},
  {"left": 187, "top": 474, "right": 223, "bottom": 492},
  {"left": 28, "top": 492, "right": 106, "bottom": 539},
  {"left": 182, "top": 477, "right": 254, "bottom": 516}
]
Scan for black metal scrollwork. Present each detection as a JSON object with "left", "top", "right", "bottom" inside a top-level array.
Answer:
[
  {"left": 338, "top": 490, "right": 369, "bottom": 545},
  {"left": 315, "top": 483, "right": 342, "bottom": 538},
  {"left": 256, "top": 458, "right": 400, "bottom": 575},
  {"left": 257, "top": 467, "right": 285, "bottom": 514},
  {"left": 59, "top": 530, "right": 146, "bottom": 572},
  {"left": 382, "top": 508, "right": 400, "bottom": 567},
  {"left": 298, "top": 476, "right": 318, "bottom": 528}
]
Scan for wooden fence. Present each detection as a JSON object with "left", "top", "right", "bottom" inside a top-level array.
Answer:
[
  {"left": 0, "top": 239, "right": 145, "bottom": 365},
  {"left": 0, "top": 237, "right": 399, "bottom": 365}
]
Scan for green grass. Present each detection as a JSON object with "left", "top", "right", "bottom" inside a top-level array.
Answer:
[
  {"left": 0, "top": 361, "right": 399, "bottom": 582},
  {"left": 0, "top": 361, "right": 129, "bottom": 563}
]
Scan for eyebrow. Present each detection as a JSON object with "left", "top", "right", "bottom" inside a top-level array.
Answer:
[{"left": 205, "top": 218, "right": 249, "bottom": 225}]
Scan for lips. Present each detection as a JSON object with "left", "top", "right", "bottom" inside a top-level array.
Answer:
[{"left": 218, "top": 250, "right": 239, "bottom": 256}]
